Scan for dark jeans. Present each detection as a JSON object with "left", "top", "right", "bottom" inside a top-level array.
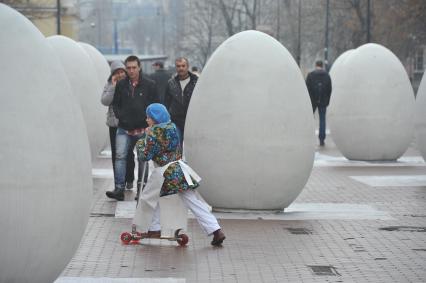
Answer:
[
  {"left": 313, "top": 105, "right": 327, "bottom": 142},
  {"left": 176, "top": 125, "right": 183, "bottom": 147},
  {"left": 109, "top": 127, "right": 135, "bottom": 183}
]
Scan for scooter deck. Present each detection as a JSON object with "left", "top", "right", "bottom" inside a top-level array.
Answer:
[{"left": 120, "top": 227, "right": 189, "bottom": 246}]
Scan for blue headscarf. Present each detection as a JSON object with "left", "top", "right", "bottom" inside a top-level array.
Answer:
[{"left": 146, "top": 103, "right": 171, "bottom": 124}]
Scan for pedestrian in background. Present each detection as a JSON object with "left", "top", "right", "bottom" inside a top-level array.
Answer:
[
  {"left": 306, "top": 60, "right": 332, "bottom": 146},
  {"left": 164, "top": 57, "right": 198, "bottom": 144},
  {"left": 101, "top": 60, "right": 136, "bottom": 190},
  {"left": 150, "top": 61, "right": 171, "bottom": 104},
  {"left": 191, "top": 66, "right": 200, "bottom": 77}
]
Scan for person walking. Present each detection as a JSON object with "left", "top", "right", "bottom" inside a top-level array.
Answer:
[
  {"left": 164, "top": 57, "right": 198, "bottom": 143},
  {"left": 150, "top": 61, "right": 171, "bottom": 104},
  {"left": 191, "top": 66, "right": 200, "bottom": 77},
  {"left": 133, "top": 103, "right": 226, "bottom": 246},
  {"left": 106, "top": 55, "right": 158, "bottom": 201},
  {"left": 306, "top": 60, "right": 332, "bottom": 146},
  {"left": 101, "top": 60, "right": 138, "bottom": 190}
]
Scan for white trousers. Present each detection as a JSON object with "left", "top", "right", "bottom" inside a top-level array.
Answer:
[
  {"left": 133, "top": 166, "right": 188, "bottom": 237},
  {"left": 150, "top": 190, "right": 220, "bottom": 236},
  {"left": 133, "top": 162, "right": 220, "bottom": 236}
]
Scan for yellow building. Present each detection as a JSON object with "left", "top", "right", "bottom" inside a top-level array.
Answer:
[{"left": 6, "top": 0, "right": 79, "bottom": 39}]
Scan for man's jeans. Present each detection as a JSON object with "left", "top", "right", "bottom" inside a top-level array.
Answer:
[
  {"left": 313, "top": 105, "right": 327, "bottom": 142},
  {"left": 114, "top": 128, "right": 146, "bottom": 190},
  {"left": 109, "top": 127, "right": 135, "bottom": 183}
]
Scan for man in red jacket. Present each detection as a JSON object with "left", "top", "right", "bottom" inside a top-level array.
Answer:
[{"left": 106, "top": 55, "right": 158, "bottom": 201}]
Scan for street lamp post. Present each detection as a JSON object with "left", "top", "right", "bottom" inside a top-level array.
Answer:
[
  {"left": 113, "top": 18, "right": 118, "bottom": 54},
  {"left": 276, "top": 0, "right": 281, "bottom": 42},
  {"left": 56, "top": 0, "right": 61, "bottom": 34},
  {"left": 297, "top": 0, "right": 301, "bottom": 66},
  {"left": 158, "top": 5, "right": 166, "bottom": 55},
  {"left": 366, "top": 0, "right": 371, "bottom": 43},
  {"left": 324, "top": 0, "right": 330, "bottom": 70}
]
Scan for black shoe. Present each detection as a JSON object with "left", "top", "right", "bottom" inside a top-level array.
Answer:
[
  {"left": 211, "top": 229, "right": 226, "bottom": 246},
  {"left": 106, "top": 188, "right": 124, "bottom": 201},
  {"left": 319, "top": 140, "right": 325, "bottom": 146},
  {"left": 125, "top": 181, "right": 134, "bottom": 190}
]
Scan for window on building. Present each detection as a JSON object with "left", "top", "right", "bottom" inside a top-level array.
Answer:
[{"left": 414, "top": 47, "right": 424, "bottom": 72}]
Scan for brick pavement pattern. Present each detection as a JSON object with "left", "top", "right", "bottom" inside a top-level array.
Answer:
[{"left": 58, "top": 136, "right": 426, "bottom": 283}]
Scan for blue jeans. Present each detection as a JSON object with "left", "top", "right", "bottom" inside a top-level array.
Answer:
[
  {"left": 114, "top": 128, "right": 146, "bottom": 190},
  {"left": 313, "top": 105, "right": 327, "bottom": 141},
  {"left": 109, "top": 127, "right": 135, "bottom": 183}
]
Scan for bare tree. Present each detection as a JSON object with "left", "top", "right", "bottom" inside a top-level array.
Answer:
[
  {"left": 218, "top": 0, "right": 238, "bottom": 36},
  {"left": 241, "top": 0, "right": 258, "bottom": 29},
  {"left": 182, "top": 0, "right": 222, "bottom": 66}
]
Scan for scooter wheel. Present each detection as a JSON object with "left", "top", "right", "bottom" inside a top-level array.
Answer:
[
  {"left": 120, "top": 232, "right": 132, "bottom": 244},
  {"left": 130, "top": 231, "right": 142, "bottom": 244},
  {"left": 177, "top": 234, "right": 189, "bottom": 246}
]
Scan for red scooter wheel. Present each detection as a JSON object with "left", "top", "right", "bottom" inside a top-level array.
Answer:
[
  {"left": 120, "top": 232, "right": 132, "bottom": 244},
  {"left": 177, "top": 234, "right": 189, "bottom": 246}
]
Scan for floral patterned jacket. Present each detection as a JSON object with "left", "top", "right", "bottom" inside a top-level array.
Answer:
[{"left": 136, "top": 121, "right": 199, "bottom": 196}]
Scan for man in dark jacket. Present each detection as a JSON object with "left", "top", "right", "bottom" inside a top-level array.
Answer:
[
  {"left": 150, "top": 61, "right": 171, "bottom": 104},
  {"left": 306, "top": 60, "right": 332, "bottom": 146},
  {"left": 164, "top": 57, "right": 198, "bottom": 143},
  {"left": 106, "top": 55, "right": 158, "bottom": 201}
]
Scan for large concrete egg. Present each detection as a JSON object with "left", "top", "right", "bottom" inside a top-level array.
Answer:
[
  {"left": 415, "top": 73, "right": 426, "bottom": 161},
  {"left": 329, "top": 49, "right": 354, "bottom": 79},
  {"left": 185, "top": 30, "right": 315, "bottom": 210},
  {"left": 329, "top": 43, "right": 414, "bottom": 160},
  {"left": 329, "top": 50, "right": 354, "bottom": 127},
  {"left": 0, "top": 4, "right": 92, "bottom": 283},
  {"left": 78, "top": 42, "right": 110, "bottom": 88},
  {"left": 47, "top": 36, "right": 107, "bottom": 160}
]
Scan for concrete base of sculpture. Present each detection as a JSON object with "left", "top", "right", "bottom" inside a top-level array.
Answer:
[
  {"left": 415, "top": 73, "right": 426, "bottom": 161},
  {"left": 0, "top": 4, "right": 92, "bottom": 283},
  {"left": 185, "top": 31, "right": 315, "bottom": 210},
  {"left": 329, "top": 44, "right": 415, "bottom": 161}
]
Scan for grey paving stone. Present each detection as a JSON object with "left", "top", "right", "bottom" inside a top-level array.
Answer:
[
  {"left": 350, "top": 175, "right": 426, "bottom": 187},
  {"left": 55, "top": 278, "right": 185, "bottom": 283},
  {"left": 58, "top": 136, "right": 426, "bottom": 283}
]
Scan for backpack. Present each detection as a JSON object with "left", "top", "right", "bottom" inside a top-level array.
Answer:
[{"left": 314, "top": 80, "right": 323, "bottom": 103}]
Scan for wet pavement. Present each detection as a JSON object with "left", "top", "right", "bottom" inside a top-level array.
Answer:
[{"left": 56, "top": 134, "right": 426, "bottom": 283}]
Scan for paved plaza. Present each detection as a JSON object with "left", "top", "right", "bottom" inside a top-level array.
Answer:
[{"left": 56, "top": 134, "right": 426, "bottom": 283}]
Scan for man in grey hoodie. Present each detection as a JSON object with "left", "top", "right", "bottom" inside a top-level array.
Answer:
[{"left": 101, "top": 60, "right": 138, "bottom": 191}]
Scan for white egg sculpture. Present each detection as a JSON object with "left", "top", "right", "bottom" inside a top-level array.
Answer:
[
  {"left": 185, "top": 30, "right": 315, "bottom": 210},
  {"left": 79, "top": 42, "right": 110, "bottom": 88},
  {"left": 415, "top": 73, "right": 426, "bottom": 161},
  {"left": 329, "top": 49, "right": 354, "bottom": 79},
  {"left": 328, "top": 50, "right": 354, "bottom": 141},
  {"left": 47, "top": 36, "right": 107, "bottom": 160},
  {"left": 329, "top": 43, "right": 415, "bottom": 160},
  {"left": 0, "top": 4, "right": 92, "bottom": 283}
]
